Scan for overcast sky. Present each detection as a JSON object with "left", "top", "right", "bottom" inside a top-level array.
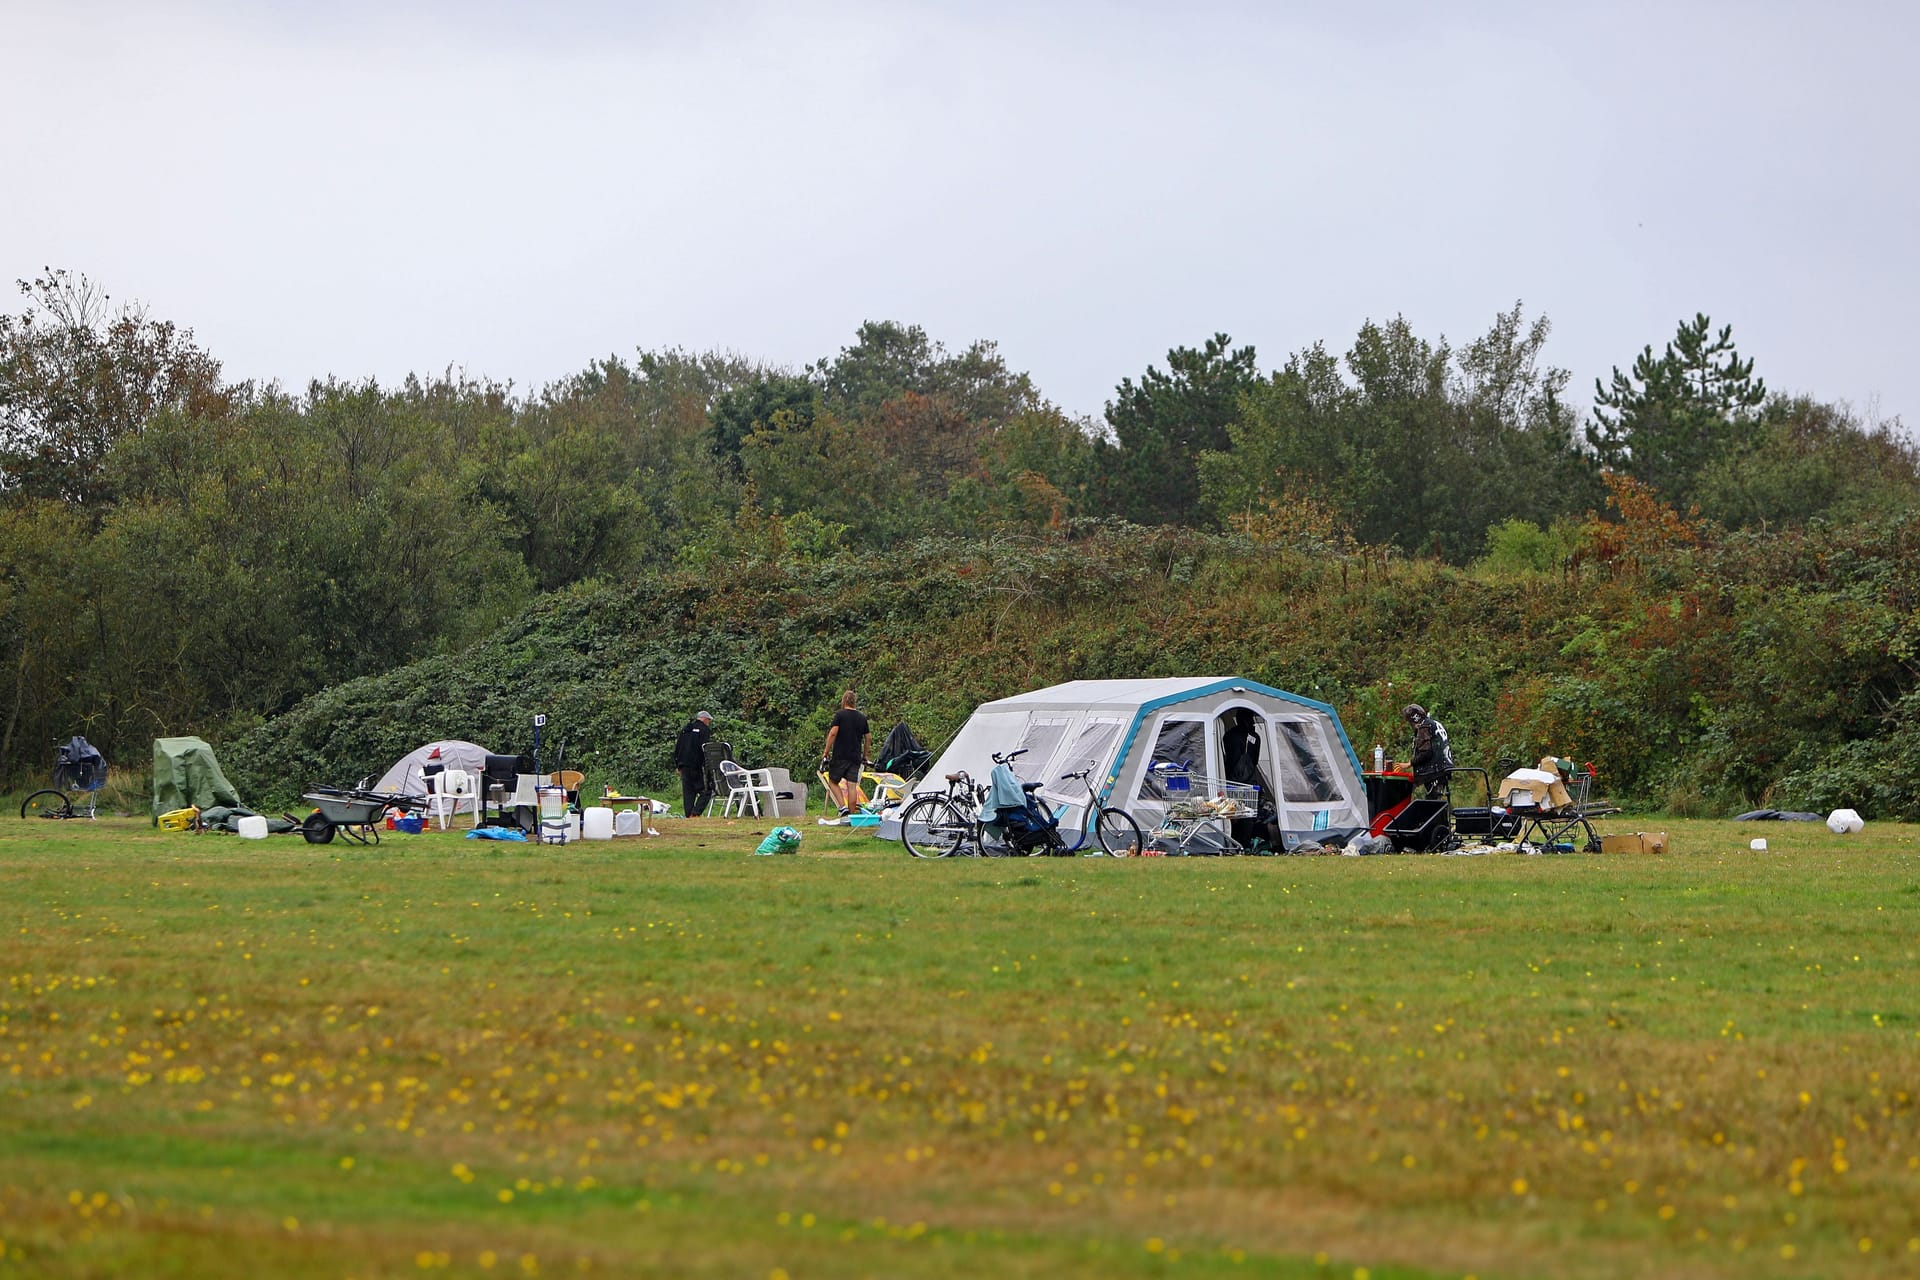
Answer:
[{"left": 8, "top": 0, "right": 1915, "bottom": 427}]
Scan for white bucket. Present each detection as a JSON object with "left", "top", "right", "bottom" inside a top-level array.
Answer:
[
  {"left": 236, "top": 814, "right": 269, "bottom": 840},
  {"left": 1749, "top": 837, "right": 1767, "bottom": 851},
  {"left": 613, "top": 809, "right": 642, "bottom": 837},
  {"left": 582, "top": 807, "right": 614, "bottom": 840}
]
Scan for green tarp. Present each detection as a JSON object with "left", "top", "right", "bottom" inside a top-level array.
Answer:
[{"left": 152, "top": 737, "right": 241, "bottom": 822}]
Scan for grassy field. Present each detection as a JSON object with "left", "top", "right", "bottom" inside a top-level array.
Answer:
[{"left": 1, "top": 813, "right": 1917, "bottom": 1279}]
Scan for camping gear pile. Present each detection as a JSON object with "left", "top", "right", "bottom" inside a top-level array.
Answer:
[{"left": 152, "top": 737, "right": 242, "bottom": 819}]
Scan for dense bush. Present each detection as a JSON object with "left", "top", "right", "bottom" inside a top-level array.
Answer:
[{"left": 225, "top": 509, "right": 1920, "bottom": 818}]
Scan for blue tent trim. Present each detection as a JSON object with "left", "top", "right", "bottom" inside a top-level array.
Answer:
[{"left": 1098, "top": 678, "right": 1363, "bottom": 808}]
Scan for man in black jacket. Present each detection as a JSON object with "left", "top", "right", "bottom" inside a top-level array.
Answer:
[
  {"left": 1403, "top": 703, "right": 1455, "bottom": 799},
  {"left": 673, "top": 711, "right": 714, "bottom": 817}
]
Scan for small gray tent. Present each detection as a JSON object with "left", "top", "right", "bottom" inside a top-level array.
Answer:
[
  {"left": 152, "top": 737, "right": 241, "bottom": 821},
  {"left": 374, "top": 740, "right": 492, "bottom": 812}
]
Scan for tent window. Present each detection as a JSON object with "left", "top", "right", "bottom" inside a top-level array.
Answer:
[
  {"left": 1060, "top": 718, "right": 1123, "bottom": 776},
  {"left": 1039, "top": 717, "right": 1124, "bottom": 806},
  {"left": 1014, "top": 717, "right": 1071, "bottom": 780},
  {"left": 1275, "top": 719, "right": 1345, "bottom": 803},
  {"left": 1139, "top": 718, "right": 1207, "bottom": 802}
]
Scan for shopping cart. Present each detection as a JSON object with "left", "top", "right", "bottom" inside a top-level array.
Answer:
[
  {"left": 1510, "top": 766, "right": 1617, "bottom": 854},
  {"left": 1145, "top": 767, "right": 1261, "bottom": 855}
]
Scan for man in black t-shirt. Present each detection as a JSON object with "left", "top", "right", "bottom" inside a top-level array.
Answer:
[{"left": 821, "top": 690, "right": 871, "bottom": 817}]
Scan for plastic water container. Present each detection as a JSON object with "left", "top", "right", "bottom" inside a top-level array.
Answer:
[
  {"left": 236, "top": 814, "right": 269, "bottom": 839},
  {"left": 582, "top": 807, "right": 614, "bottom": 840},
  {"left": 1749, "top": 837, "right": 1767, "bottom": 851},
  {"left": 614, "top": 810, "right": 643, "bottom": 837}
]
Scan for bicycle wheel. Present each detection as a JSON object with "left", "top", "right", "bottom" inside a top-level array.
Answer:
[
  {"left": 901, "top": 798, "right": 970, "bottom": 859},
  {"left": 1094, "top": 806, "right": 1144, "bottom": 857},
  {"left": 977, "top": 822, "right": 1016, "bottom": 858},
  {"left": 21, "top": 790, "right": 72, "bottom": 820}
]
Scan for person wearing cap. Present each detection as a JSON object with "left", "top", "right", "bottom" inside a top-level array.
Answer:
[
  {"left": 1402, "top": 703, "right": 1455, "bottom": 798},
  {"left": 673, "top": 710, "right": 715, "bottom": 817}
]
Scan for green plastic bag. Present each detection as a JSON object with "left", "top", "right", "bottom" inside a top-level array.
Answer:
[{"left": 754, "top": 825, "right": 801, "bottom": 856}]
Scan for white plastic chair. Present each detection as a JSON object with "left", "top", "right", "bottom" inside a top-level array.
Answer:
[
  {"left": 718, "top": 760, "right": 778, "bottom": 818},
  {"left": 498, "top": 773, "right": 539, "bottom": 827},
  {"left": 427, "top": 768, "right": 479, "bottom": 830}
]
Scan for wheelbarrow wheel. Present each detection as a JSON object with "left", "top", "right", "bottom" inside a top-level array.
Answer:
[{"left": 302, "top": 812, "right": 336, "bottom": 844}]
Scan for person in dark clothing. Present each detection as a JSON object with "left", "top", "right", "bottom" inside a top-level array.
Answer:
[
  {"left": 1222, "top": 708, "right": 1262, "bottom": 785},
  {"left": 821, "top": 689, "right": 871, "bottom": 817},
  {"left": 1403, "top": 703, "right": 1454, "bottom": 798},
  {"left": 673, "top": 711, "right": 714, "bottom": 816},
  {"left": 1222, "top": 708, "right": 1272, "bottom": 850}
]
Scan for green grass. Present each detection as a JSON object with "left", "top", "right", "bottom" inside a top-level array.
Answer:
[{"left": 2, "top": 814, "right": 1918, "bottom": 1278}]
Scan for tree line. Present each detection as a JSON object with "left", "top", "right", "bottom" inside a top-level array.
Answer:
[{"left": 3, "top": 269, "right": 1916, "bottom": 801}]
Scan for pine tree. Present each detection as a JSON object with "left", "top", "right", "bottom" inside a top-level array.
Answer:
[{"left": 1589, "top": 314, "right": 1766, "bottom": 501}]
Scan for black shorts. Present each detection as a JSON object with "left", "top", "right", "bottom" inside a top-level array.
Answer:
[{"left": 827, "top": 758, "right": 862, "bottom": 785}]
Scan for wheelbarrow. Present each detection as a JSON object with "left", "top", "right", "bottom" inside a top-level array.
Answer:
[{"left": 300, "top": 786, "right": 422, "bottom": 845}]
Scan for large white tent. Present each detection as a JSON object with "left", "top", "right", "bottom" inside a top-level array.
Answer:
[
  {"left": 373, "top": 740, "right": 492, "bottom": 811},
  {"left": 913, "top": 678, "right": 1367, "bottom": 844}
]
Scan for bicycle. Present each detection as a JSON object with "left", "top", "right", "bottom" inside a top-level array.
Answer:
[
  {"left": 900, "top": 753, "right": 1144, "bottom": 859},
  {"left": 900, "top": 749, "right": 1049, "bottom": 859},
  {"left": 21, "top": 737, "right": 107, "bottom": 820},
  {"left": 1056, "top": 768, "right": 1144, "bottom": 856},
  {"left": 899, "top": 767, "right": 998, "bottom": 859}
]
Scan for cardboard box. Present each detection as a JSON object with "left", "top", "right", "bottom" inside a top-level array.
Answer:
[
  {"left": 1498, "top": 769, "right": 1572, "bottom": 811},
  {"left": 1600, "top": 831, "right": 1669, "bottom": 854}
]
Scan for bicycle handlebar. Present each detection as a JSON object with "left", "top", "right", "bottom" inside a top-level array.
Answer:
[{"left": 991, "top": 749, "right": 1028, "bottom": 764}]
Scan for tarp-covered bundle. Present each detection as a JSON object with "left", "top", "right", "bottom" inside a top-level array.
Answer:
[
  {"left": 374, "top": 740, "right": 492, "bottom": 812},
  {"left": 918, "top": 678, "right": 1368, "bottom": 845},
  {"left": 152, "top": 737, "right": 241, "bottom": 821},
  {"left": 55, "top": 736, "right": 106, "bottom": 791},
  {"left": 876, "top": 721, "right": 933, "bottom": 779}
]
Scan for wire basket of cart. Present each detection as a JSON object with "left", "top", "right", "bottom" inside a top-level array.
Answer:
[{"left": 1145, "top": 767, "right": 1263, "bottom": 855}]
